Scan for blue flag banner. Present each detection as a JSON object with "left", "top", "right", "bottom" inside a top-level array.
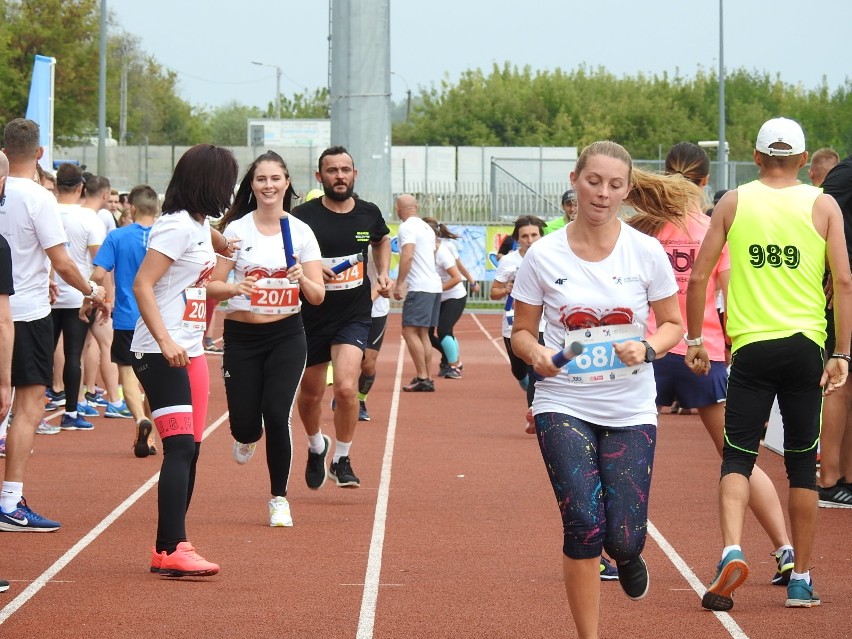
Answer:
[{"left": 25, "top": 54, "right": 56, "bottom": 173}]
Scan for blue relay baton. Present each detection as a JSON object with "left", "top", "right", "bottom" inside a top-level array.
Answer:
[
  {"left": 330, "top": 253, "right": 365, "bottom": 275},
  {"left": 279, "top": 217, "right": 296, "bottom": 269},
  {"left": 531, "top": 341, "right": 585, "bottom": 381}
]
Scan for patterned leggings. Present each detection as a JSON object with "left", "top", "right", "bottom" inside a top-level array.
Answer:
[{"left": 535, "top": 412, "right": 656, "bottom": 561}]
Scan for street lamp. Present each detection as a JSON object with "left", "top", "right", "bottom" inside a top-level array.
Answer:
[
  {"left": 391, "top": 71, "right": 412, "bottom": 121},
  {"left": 252, "top": 60, "right": 282, "bottom": 120}
]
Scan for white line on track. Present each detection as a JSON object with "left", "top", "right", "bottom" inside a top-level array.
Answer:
[
  {"left": 470, "top": 314, "right": 510, "bottom": 363},
  {"left": 355, "top": 338, "right": 406, "bottom": 639},
  {"left": 473, "top": 313, "right": 749, "bottom": 639},
  {"left": 0, "top": 411, "right": 230, "bottom": 625}
]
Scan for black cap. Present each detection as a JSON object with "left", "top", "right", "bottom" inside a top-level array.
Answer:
[{"left": 561, "top": 189, "right": 576, "bottom": 204}]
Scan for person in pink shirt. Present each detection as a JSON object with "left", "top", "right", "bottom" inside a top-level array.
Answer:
[{"left": 628, "top": 142, "right": 794, "bottom": 588}]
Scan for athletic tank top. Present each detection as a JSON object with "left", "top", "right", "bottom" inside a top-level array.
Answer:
[{"left": 726, "top": 180, "right": 826, "bottom": 351}]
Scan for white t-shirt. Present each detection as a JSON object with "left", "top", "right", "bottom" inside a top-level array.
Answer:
[
  {"left": 436, "top": 241, "right": 466, "bottom": 302},
  {"left": 131, "top": 212, "right": 215, "bottom": 357},
  {"left": 397, "top": 216, "right": 441, "bottom": 294},
  {"left": 494, "top": 249, "right": 523, "bottom": 339},
  {"left": 97, "top": 208, "right": 117, "bottom": 234},
  {"left": 512, "top": 221, "right": 677, "bottom": 428},
  {"left": 0, "top": 176, "right": 67, "bottom": 321},
  {"left": 222, "top": 212, "right": 322, "bottom": 314},
  {"left": 368, "top": 245, "right": 390, "bottom": 318},
  {"left": 53, "top": 204, "right": 106, "bottom": 309}
]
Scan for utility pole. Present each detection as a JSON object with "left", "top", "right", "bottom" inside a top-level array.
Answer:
[
  {"left": 119, "top": 45, "right": 128, "bottom": 146},
  {"left": 718, "top": 0, "right": 728, "bottom": 190},
  {"left": 97, "top": 0, "right": 107, "bottom": 174},
  {"left": 252, "top": 61, "right": 282, "bottom": 119}
]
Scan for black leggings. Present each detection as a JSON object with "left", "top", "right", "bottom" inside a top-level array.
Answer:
[
  {"left": 429, "top": 296, "right": 466, "bottom": 365},
  {"left": 51, "top": 307, "right": 90, "bottom": 410},
  {"left": 222, "top": 316, "right": 306, "bottom": 497},
  {"left": 503, "top": 336, "right": 538, "bottom": 407}
]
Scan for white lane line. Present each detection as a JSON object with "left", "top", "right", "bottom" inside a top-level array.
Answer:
[
  {"left": 470, "top": 314, "right": 510, "bottom": 363},
  {"left": 355, "top": 337, "right": 406, "bottom": 639},
  {"left": 647, "top": 521, "right": 749, "bottom": 639},
  {"left": 0, "top": 411, "right": 230, "bottom": 625}
]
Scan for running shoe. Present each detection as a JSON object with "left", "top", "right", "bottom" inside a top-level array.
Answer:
[
  {"left": 268, "top": 496, "right": 293, "bottom": 527},
  {"left": 600, "top": 556, "right": 619, "bottom": 581},
  {"left": 157, "top": 542, "right": 219, "bottom": 577},
  {"left": 134, "top": 420, "right": 153, "bottom": 458},
  {"left": 84, "top": 390, "right": 109, "bottom": 407},
  {"left": 785, "top": 577, "right": 821, "bottom": 608},
  {"left": 77, "top": 402, "right": 99, "bottom": 417},
  {"left": 305, "top": 435, "right": 331, "bottom": 490},
  {"left": 616, "top": 556, "right": 649, "bottom": 600},
  {"left": 0, "top": 497, "right": 61, "bottom": 532},
  {"left": 329, "top": 456, "right": 360, "bottom": 487},
  {"left": 203, "top": 339, "right": 224, "bottom": 354},
  {"left": 35, "top": 420, "right": 61, "bottom": 435},
  {"left": 437, "top": 364, "right": 451, "bottom": 378},
  {"left": 60, "top": 413, "right": 94, "bottom": 431},
  {"left": 402, "top": 377, "right": 435, "bottom": 392},
  {"left": 517, "top": 375, "right": 529, "bottom": 391},
  {"left": 358, "top": 400, "right": 370, "bottom": 422},
  {"left": 818, "top": 480, "right": 852, "bottom": 508},
  {"left": 46, "top": 388, "right": 66, "bottom": 406},
  {"left": 105, "top": 401, "right": 133, "bottom": 419},
  {"left": 525, "top": 408, "right": 536, "bottom": 435},
  {"left": 233, "top": 440, "right": 257, "bottom": 465},
  {"left": 149, "top": 548, "right": 166, "bottom": 573},
  {"left": 44, "top": 400, "right": 59, "bottom": 411},
  {"left": 701, "top": 549, "right": 749, "bottom": 611},
  {"left": 772, "top": 548, "right": 794, "bottom": 586},
  {"left": 443, "top": 366, "right": 462, "bottom": 379},
  {"left": 0, "top": 436, "right": 5, "bottom": 457},
  {"left": 148, "top": 445, "right": 157, "bottom": 456},
  {"left": 0, "top": 579, "right": 8, "bottom": 592}
]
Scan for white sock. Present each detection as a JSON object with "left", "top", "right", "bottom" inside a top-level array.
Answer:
[
  {"left": 721, "top": 545, "right": 742, "bottom": 561},
  {"left": 109, "top": 400, "right": 123, "bottom": 409},
  {"left": 333, "top": 440, "right": 351, "bottom": 463},
  {"left": 307, "top": 432, "right": 326, "bottom": 454},
  {"left": 65, "top": 410, "right": 78, "bottom": 419},
  {"left": 790, "top": 570, "right": 810, "bottom": 584},
  {"left": 1, "top": 481, "right": 23, "bottom": 513}
]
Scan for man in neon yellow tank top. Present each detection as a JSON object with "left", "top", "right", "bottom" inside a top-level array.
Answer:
[{"left": 684, "top": 117, "right": 852, "bottom": 611}]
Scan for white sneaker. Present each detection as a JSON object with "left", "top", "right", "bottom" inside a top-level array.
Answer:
[
  {"left": 36, "top": 419, "right": 61, "bottom": 435},
  {"left": 232, "top": 440, "right": 257, "bottom": 465},
  {"left": 268, "top": 496, "right": 293, "bottom": 527}
]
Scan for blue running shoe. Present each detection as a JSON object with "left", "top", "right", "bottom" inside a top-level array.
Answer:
[
  {"left": 0, "top": 497, "right": 61, "bottom": 532},
  {"left": 61, "top": 413, "right": 94, "bottom": 431},
  {"left": 46, "top": 388, "right": 66, "bottom": 406},
  {"left": 105, "top": 400, "right": 133, "bottom": 419},
  {"left": 772, "top": 548, "right": 794, "bottom": 586},
  {"left": 77, "top": 402, "right": 99, "bottom": 417},
  {"left": 702, "top": 549, "right": 749, "bottom": 611},
  {"left": 600, "top": 556, "right": 619, "bottom": 582},
  {"left": 84, "top": 391, "right": 108, "bottom": 407},
  {"left": 785, "top": 578, "right": 821, "bottom": 608},
  {"left": 44, "top": 400, "right": 58, "bottom": 411},
  {"left": 358, "top": 401, "right": 370, "bottom": 422}
]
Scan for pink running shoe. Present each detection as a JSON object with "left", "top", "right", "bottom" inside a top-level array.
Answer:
[
  {"left": 150, "top": 548, "right": 166, "bottom": 573},
  {"left": 157, "top": 542, "right": 219, "bottom": 577}
]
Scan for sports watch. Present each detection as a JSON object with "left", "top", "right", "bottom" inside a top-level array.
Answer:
[
  {"left": 640, "top": 340, "right": 656, "bottom": 363},
  {"left": 683, "top": 334, "right": 704, "bottom": 347}
]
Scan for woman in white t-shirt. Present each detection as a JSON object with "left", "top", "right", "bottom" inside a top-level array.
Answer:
[
  {"left": 131, "top": 144, "right": 239, "bottom": 579},
  {"left": 510, "top": 141, "right": 683, "bottom": 637},
  {"left": 207, "top": 151, "right": 325, "bottom": 527}
]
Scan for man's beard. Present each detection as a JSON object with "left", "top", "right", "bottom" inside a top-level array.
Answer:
[{"left": 323, "top": 183, "right": 354, "bottom": 202}]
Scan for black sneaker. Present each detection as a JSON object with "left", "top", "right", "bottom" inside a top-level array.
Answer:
[
  {"left": 305, "top": 435, "right": 331, "bottom": 490},
  {"left": 402, "top": 377, "right": 435, "bottom": 392},
  {"left": 134, "top": 420, "right": 153, "bottom": 458},
  {"left": 617, "top": 556, "right": 649, "bottom": 600},
  {"left": 818, "top": 480, "right": 852, "bottom": 508},
  {"left": 329, "top": 456, "right": 360, "bottom": 487}
]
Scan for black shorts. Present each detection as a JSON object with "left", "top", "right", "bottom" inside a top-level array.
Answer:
[
  {"left": 111, "top": 329, "right": 135, "bottom": 366},
  {"left": 366, "top": 315, "right": 388, "bottom": 352},
  {"left": 305, "top": 318, "right": 371, "bottom": 368},
  {"left": 11, "top": 315, "right": 53, "bottom": 387}
]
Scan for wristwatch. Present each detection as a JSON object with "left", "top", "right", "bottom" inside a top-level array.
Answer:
[
  {"left": 86, "top": 280, "right": 99, "bottom": 299},
  {"left": 683, "top": 334, "right": 704, "bottom": 347},
  {"left": 640, "top": 340, "right": 656, "bottom": 363}
]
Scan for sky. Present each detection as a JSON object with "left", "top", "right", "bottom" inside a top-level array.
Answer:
[{"left": 107, "top": 0, "right": 852, "bottom": 111}]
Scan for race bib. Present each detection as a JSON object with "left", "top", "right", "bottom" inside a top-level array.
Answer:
[
  {"left": 181, "top": 287, "right": 206, "bottom": 331},
  {"left": 324, "top": 256, "right": 364, "bottom": 291},
  {"left": 250, "top": 278, "right": 300, "bottom": 315},
  {"left": 561, "top": 323, "right": 646, "bottom": 384}
]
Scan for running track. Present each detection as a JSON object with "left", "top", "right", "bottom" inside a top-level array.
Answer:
[{"left": 1, "top": 314, "right": 849, "bottom": 638}]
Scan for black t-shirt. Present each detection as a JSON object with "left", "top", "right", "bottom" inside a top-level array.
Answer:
[
  {"left": 0, "top": 234, "right": 14, "bottom": 296},
  {"left": 291, "top": 197, "right": 389, "bottom": 325},
  {"left": 821, "top": 155, "right": 852, "bottom": 263}
]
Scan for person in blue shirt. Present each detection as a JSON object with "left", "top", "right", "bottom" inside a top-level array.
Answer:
[{"left": 85, "top": 184, "right": 159, "bottom": 457}]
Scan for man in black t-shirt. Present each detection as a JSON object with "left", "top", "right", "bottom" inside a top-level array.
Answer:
[
  {"left": 291, "top": 146, "right": 391, "bottom": 490},
  {"left": 818, "top": 154, "right": 852, "bottom": 508}
]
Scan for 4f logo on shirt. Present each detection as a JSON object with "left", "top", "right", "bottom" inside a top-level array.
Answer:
[
  {"left": 554, "top": 277, "right": 568, "bottom": 285},
  {"left": 355, "top": 231, "right": 370, "bottom": 243},
  {"left": 749, "top": 244, "right": 801, "bottom": 269}
]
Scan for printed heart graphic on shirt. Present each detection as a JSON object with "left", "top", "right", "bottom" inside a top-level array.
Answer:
[
  {"left": 192, "top": 264, "right": 215, "bottom": 288},
  {"left": 245, "top": 266, "right": 288, "bottom": 279},
  {"left": 560, "top": 306, "right": 634, "bottom": 331}
]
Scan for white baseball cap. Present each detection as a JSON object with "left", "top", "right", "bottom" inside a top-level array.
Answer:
[{"left": 755, "top": 117, "right": 806, "bottom": 156}]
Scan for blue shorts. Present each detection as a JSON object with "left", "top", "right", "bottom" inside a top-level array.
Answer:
[
  {"left": 305, "top": 319, "right": 370, "bottom": 368},
  {"left": 652, "top": 352, "right": 727, "bottom": 409}
]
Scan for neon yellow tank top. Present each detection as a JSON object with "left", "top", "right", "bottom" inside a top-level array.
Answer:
[{"left": 726, "top": 180, "right": 826, "bottom": 351}]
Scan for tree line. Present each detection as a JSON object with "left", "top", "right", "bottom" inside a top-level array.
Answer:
[{"left": 1, "top": 2, "right": 849, "bottom": 159}]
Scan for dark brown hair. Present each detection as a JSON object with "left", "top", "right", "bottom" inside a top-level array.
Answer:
[
  {"left": 220, "top": 150, "right": 294, "bottom": 229},
  {"left": 161, "top": 144, "right": 238, "bottom": 220}
]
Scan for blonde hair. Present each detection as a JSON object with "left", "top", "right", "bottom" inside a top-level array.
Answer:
[
  {"left": 625, "top": 169, "right": 704, "bottom": 237},
  {"left": 575, "top": 140, "right": 633, "bottom": 183}
]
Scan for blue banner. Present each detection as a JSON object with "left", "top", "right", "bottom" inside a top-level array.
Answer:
[{"left": 25, "top": 54, "right": 55, "bottom": 172}]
